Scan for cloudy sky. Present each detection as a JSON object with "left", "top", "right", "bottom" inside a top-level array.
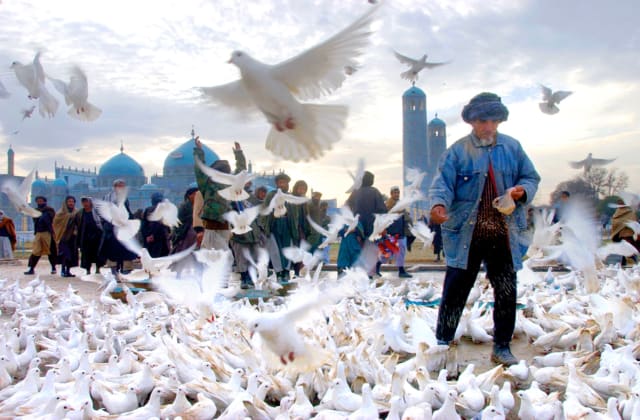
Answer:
[{"left": 0, "top": 0, "right": 638, "bottom": 205}]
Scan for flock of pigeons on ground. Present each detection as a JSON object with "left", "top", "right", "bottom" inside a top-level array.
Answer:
[
  {"left": 2, "top": 2, "right": 574, "bottom": 163},
  {"left": 1, "top": 198, "right": 640, "bottom": 419},
  {"left": 2, "top": 150, "right": 640, "bottom": 417}
]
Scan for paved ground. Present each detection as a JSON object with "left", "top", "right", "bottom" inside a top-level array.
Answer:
[{"left": 0, "top": 258, "right": 543, "bottom": 376}]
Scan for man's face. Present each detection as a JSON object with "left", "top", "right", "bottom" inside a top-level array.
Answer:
[
  {"left": 470, "top": 119, "right": 500, "bottom": 141},
  {"left": 114, "top": 181, "right": 126, "bottom": 193},
  {"left": 276, "top": 179, "right": 289, "bottom": 192},
  {"left": 295, "top": 185, "right": 307, "bottom": 196},
  {"left": 82, "top": 200, "right": 92, "bottom": 211},
  {"left": 36, "top": 198, "right": 46, "bottom": 207},
  {"left": 391, "top": 190, "right": 400, "bottom": 200},
  {"left": 256, "top": 189, "right": 267, "bottom": 200},
  {"left": 66, "top": 198, "right": 75, "bottom": 210}
]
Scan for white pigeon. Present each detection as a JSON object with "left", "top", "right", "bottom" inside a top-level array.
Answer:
[
  {"left": 527, "top": 207, "right": 560, "bottom": 258},
  {"left": 337, "top": 205, "right": 360, "bottom": 235},
  {"left": 569, "top": 152, "right": 615, "bottom": 174},
  {"left": 595, "top": 240, "right": 639, "bottom": 262},
  {"left": 625, "top": 220, "right": 640, "bottom": 240},
  {"left": 195, "top": 158, "right": 256, "bottom": 201},
  {"left": 10, "top": 52, "right": 59, "bottom": 118},
  {"left": 246, "top": 284, "right": 344, "bottom": 367},
  {"left": 405, "top": 167, "right": 426, "bottom": 192},
  {"left": 346, "top": 158, "right": 365, "bottom": 193},
  {"left": 388, "top": 189, "right": 424, "bottom": 213},
  {"left": 200, "top": 5, "right": 380, "bottom": 162},
  {"left": 244, "top": 247, "right": 274, "bottom": 290},
  {"left": 94, "top": 198, "right": 140, "bottom": 242},
  {"left": 48, "top": 66, "right": 102, "bottom": 121},
  {"left": 0, "top": 80, "right": 9, "bottom": 98},
  {"left": 147, "top": 198, "right": 180, "bottom": 228},
  {"left": 409, "top": 220, "right": 434, "bottom": 249},
  {"left": 120, "top": 236, "right": 195, "bottom": 277},
  {"left": 154, "top": 249, "right": 234, "bottom": 323},
  {"left": 282, "top": 240, "right": 323, "bottom": 274},
  {"left": 261, "top": 188, "right": 310, "bottom": 218},
  {"left": 1, "top": 169, "right": 41, "bottom": 217},
  {"left": 21, "top": 105, "right": 36, "bottom": 120},
  {"left": 369, "top": 213, "right": 401, "bottom": 241},
  {"left": 539, "top": 84, "right": 572, "bottom": 115},
  {"left": 223, "top": 205, "right": 260, "bottom": 235},
  {"left": 393, "top": 50, "right": 450, "bottom": 83},
  {"left": 306, "top": 215, "right": 342, "bottom": 249}
]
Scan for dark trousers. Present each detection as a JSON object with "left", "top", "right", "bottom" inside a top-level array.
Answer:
[{"left": 436, "top": 236, "right": 517, "bottom": 345}]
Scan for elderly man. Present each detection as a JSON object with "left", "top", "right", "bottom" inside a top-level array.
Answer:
[
  {"left": 428, "top": 92, "right": 540, "bottom": 366},
  {"left": 24, "top": 196, "right": 57, "bottom": 275}
]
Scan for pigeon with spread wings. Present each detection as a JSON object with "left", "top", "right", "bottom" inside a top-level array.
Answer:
[
  {"left": 393, "top": 50, "right": 450, "bottom": 83},
  {"left": 569, "top": 153, "right": 615, "bottom": 174},
  {"left": 0, "top": 169, "right": 41, "bottom": 217},
  {"left": 539, "top": 84, "right": 572, "bottom": 115},
  {"left": 48, "top": 66, "right": 102, "bottom": 122},
  {"left": 200, "top": 5, "right": 380, "bottom": 162},
  {"left": 10, "top": 52, "right": 58, "bottom": 118}
]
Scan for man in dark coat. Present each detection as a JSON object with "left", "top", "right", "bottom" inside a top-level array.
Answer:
[
  {"left": 141, "top": 192, "right": 170, "bottom": 258},
  {"left": 24, "top": 196, "right": 57, "bottom": 275},
  {"left": 99, "top": 179, "right": 138, "bottom": 274},
  {"left": 346, "top": 171, "right": 387, "bottom": 238},
  {"left": 75, "top": 197, "right": 104, "bottom": 275},
  {"left": 171, "top": 186, "right": 198, "bottom": 253}
]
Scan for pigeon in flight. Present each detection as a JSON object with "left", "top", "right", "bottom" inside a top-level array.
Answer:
[
  {"left": 49, "top": 66, "right": 102, "bottom": 121},
  {"left": 10, "top": 52, "right": 59, "bottom": 118},
  {"left": 195, "top": 157, "right": 256, "bottom": 202},
  {"left": 345, "top": 158, "right": 365, "bottom": 194},
  {"left": 200, "top": 5, "right": 380, "bottom": 162},
  {"left": 148, "top": 199, "right": 180, "bottom": 228},
  {"left": 569, "top": 153, "right": 615, "bottom": 174},
  {"left": 393, "top": 50, "right": 450, "bottom": 83},
  {"left": 0, "top": 169, "right": 42, "bottom": 217},
  {"left": 539, "top": 84, "right": 572, "bottom": 115},
  {"left": 260, "top": 189, "right": 310, "bottom": 218}
]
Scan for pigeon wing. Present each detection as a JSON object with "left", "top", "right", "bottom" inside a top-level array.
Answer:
[
  {"left": 424, "top": 60, "right": 451, "bottom": 69},
  {"left": 539, "top": 84, "right": 553, "bottom": 101},
  {"left": 19, "top": 169, "right": 36, "bottom": 200},
  {"left": 568, "top": 159, "right": 586, "bottom": 169},
  {"left": 393, "top": 50, "right": 419, "bottom": 67},
  {"left": 590, "top": 158, "right": 616, "bottom": 166},
  {"left": 270, "top": 4, "right": 379, "bottom": 101},
  {"left": 281, "top": 192, "right": 311, "bottom": 205},
  {"left": 200, "top": 80, "right": 256, "bottom": 111},
  {"left": 551, "top": 90, "right": 572, "bottom": 103},
  {"left": 48, "top": 76, "right": 70, "bottom": 102},
  {"left": 195, "top": 158, "right": 238, "bottom": 185}
]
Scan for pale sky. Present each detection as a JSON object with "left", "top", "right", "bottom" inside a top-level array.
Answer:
[{"left": 0, "top": 0, "right": 638, "bottom": 205}]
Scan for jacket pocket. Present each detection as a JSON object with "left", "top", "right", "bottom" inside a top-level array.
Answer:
[{"left": 454, "top": 170, "right": 480, "bottom": 202}]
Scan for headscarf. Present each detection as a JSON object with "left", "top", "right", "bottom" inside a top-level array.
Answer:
[
  {"left": 53, "top": 196, "right": 78, "bottom": 244},
  {"left": 151, "top": 192, "right": 164, "bottom": 206},
  {"left": 461, "top": 92, "right": 509, "bottom": 123}
]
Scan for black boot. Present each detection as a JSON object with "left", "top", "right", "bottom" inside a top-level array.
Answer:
[
  {"left": 375, "top": 261, "right": 382, "bottom": 277},
  {"left": 61, "top": 266, "right": 67, "bottom": 277},
  {"left": 398, "top": 267, "right": 412, "bottom": 278},
  {"left": 491, "top": 343, "right": 518, "bottom": 366},
  {"left": 24, "top": 255, "right": 39, "bottom": 275},
  {"left": 240, "top": 272, "right": 254, "bottom": 289}
]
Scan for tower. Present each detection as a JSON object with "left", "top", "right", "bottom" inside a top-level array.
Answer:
[
  {"left": 427, "top": 114, "right": 447, "bottom": 190},
  {"left": 7, "top": 145, "right": 14, "bottom": 176},
  {"left": 402, "top": 86, "right": 428, "bottom": 215}
]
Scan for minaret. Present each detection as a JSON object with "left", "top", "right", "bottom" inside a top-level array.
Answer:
[
  {"left": 427, "top": 113, "right": 447, "bottom": 190},
  {"left": 402, "top": 85, "right": 428, "bottom": 214},
  {"left": 7, "top": 145, "right": 14, "bottom": 176}
]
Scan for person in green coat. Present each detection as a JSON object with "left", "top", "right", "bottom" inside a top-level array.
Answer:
[{"left": 193, "top": 137, "right": 246, "bottom": 250}]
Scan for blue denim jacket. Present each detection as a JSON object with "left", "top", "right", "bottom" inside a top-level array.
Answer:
[{"left": 428, "top": 132, "right": 540, "bottom": 270}]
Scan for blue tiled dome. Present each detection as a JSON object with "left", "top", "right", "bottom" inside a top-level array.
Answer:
[
  {"left": 52, "top": 178, "right": 67, "bottom": 187},
  {"left": 429, "top": 116, "right": 446, "bottom": 127},
  {"left": 403, "top": 86, "right": 425, "bottom": 98},
  {"left": 99, "top": 151, "right": 145, "bottom": 178},
  {"left": 164, "top": 138, "right": 219, "bottom": 174},
  {"left": 31, "top": 178, "right": 47, "bottom": 188}
]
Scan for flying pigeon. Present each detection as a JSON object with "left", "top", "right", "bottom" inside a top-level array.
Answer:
[
  {"left": 409, "top": 220, "right": 434, "bottom": 249},
  {"left": 393, "top": 50, "right": 450, "bottom": 83},
  {"left": 569, "top": 153, "right": 615, "bottom": 174},
  {"left": 94, "top": 196, "right": 140, "bottom": 242},
  {"left": 223, "top": 205, "right": 260, "bottom": 235},
  {"left": 21, "top": 105, "right": 36, "bottom": 121},
  {"left": 195, "top": 158, "right": 256, "bottom": 202},
  {"left": 260, "top": 189, "right": 310, "bottom": 218},
  {"left": 539, "top": 84, "right": 572, "bottom": 115},
  {"left": 10, "top": 52, "right": 59, "bottom": 118},
  {"left": 369, "top": 213, "right": 401, "bottom": 241},
  {"left": 0, "top": 80, "right": 9, "bottom": 98},
  {"left": 346, "top": 158, "right": 365, "bottom": 194},
  {"left": 200, "top": 5, "right": 380, "bottom": 162},
  {"left": 0, "top": 169, "right": 41, "bottom": 217},
  {"left": 148, "top": 199, "right": 180, "bottom": 228},
  {"left": 48, "top": 66, "right": 102, "bottom": 121}
]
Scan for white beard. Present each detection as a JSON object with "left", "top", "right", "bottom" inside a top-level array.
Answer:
[{"left": 478, "top": 137, "right": 495, "bottom": 147}]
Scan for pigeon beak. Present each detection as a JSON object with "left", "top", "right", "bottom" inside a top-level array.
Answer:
[
  {"left": 249, "top": 331, "right": 254, "bottom": 339},
  {"left": 227, "top": 57, "right": 233, "bottom": 64}
]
